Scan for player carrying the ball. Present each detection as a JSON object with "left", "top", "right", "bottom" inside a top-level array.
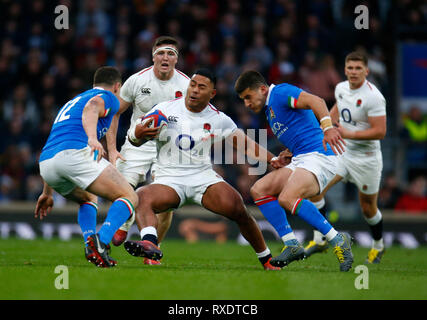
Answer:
[{"left": 123, "top": 68, "right": 287, "bottom": 270}]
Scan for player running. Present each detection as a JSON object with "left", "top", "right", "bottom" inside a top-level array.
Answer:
[
  {"left": 106, "top": 36, "right": 190, "bottom": 264},
  {"left": 34, "top": 66, "right": 138, "bottom": 268},
  {"left": 234, "top": 70, "right": 354, "bottom": 271},
  {"left": 123, "top": 69, "right": 284, "bottom": 270},
  {"left": 305, "top": 51, "right": 387, "bottom": 264}
]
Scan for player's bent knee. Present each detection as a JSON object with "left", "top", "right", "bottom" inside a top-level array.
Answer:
[
  {"left": 121, "top": 191, "right": 138, "bottom": 210},
  {"left": 277, "top": 195, "right": 294, "bottom": 212},
  {"left": 250, "top": 179, "right": 270, "bottom": 199}
]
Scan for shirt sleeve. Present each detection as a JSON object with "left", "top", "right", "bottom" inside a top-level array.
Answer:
[
  {"left": 120, "top": 74, "right": 136, "bottom": 103},
  {"left": 97, "top": 92, "right": 119, "bottom": 117},
  {"left": 272, "top": 83, "right": 303, "bottom": 109},
  {"left": 365, "top": 92, "right": 386, "bottom": 117},
  {"left": 219, "top": 113, "right": 238, "bottom": 139}
]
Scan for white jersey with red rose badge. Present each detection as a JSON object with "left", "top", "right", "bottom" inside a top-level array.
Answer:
[
  {"left": 334, "top": 79, "right": 386, "bottom": 194},
  {"left": 335, "top": 79, "right": 386, "bottom": 153},
  {"left": 116, "top": 67, "right": 190, "bottom": 186},
  {"left": 149, "top": 97, "right": 238, "bottom": 178}
]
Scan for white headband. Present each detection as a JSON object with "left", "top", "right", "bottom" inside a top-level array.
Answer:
[{"left": 152, "top": 46, "right": 178, "bottom": 57}]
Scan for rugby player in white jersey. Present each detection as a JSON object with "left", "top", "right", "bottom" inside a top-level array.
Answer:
[
  {"left": 106, "top": 36, "right": 190, "bottom": 263},
  {"left": 305, "top": 51, "right": 387, "bottom": 264},
  {"left": 123, "top": 69, "right": 286, "bottom": 270}
]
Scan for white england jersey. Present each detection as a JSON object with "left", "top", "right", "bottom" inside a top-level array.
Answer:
[
  {"left": 120, "top": 66, "right": 190, "bottom": 137},
  {"left": 151, "top": 97, "right": 238, "bottom": 177},
  {"left": 335, "top": 80, "right": 386, "bottom": 153}
]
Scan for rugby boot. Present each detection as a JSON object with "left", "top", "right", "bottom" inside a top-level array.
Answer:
[
  {"left": 304, "top": 240, "right": 329, "bottom": 258},
  {"left": 112, "top": 213, "right": 135, "bottom": 246},
  {"left": 365, "top": 247, "right": 385, "bottom": 264},
  {"left": 270, "top": 240, "right": 305, "bottom": 267},
  {"left": 330, "top": 232, "right": 354, "bottom": 272},
  {"left": 124, "top": 240, "right": 163, "bottom": 261},
  {"left": 86, "top": 234, "right": 117, "bottom": 268}
]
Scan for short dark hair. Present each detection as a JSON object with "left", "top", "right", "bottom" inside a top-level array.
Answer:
[
  {"left": 345, "top": 51, "right": 368, "bottom": 66},
  {"left": 234, "top": 70, "right": 267, "bottom": 95},
  {"left": 193, "top": 68, "right": 217, "bottom": 86},
  {"left": 93, "top": 66, "right": 122, "bottom": 86},
  {"left": 153, "top": 36, "right": 179, "bottom": 51}
]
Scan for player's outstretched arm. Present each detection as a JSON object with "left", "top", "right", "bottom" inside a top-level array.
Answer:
[
  {"left": 226, "top": 129, "right": 286, "bottom": 168},
  {"left": 34, "top": 182, "right": 54, "bottom": 220},
  {"left": 106, "top": 97, "right": 131, "bottom": 165},
  {"left": 82, "top": 96, "right": 107, "bottom": 162},
  {"left": 296, "top": 91, "right": 345, "bottom": 155}
]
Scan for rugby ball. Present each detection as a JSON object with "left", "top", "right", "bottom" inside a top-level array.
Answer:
[{"left": 128, "top": 110, "right": 168, "bottom": 145}]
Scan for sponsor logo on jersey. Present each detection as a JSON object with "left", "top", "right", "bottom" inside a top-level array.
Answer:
[
  {"left": 141, "top": 88, "right": 151, "bottom": 95},
  {"left": 269, "top": 107, "right": 276, "bottom": 119},
  {"left": 168, "top": 115, "right": 179, "bottom": 122}
]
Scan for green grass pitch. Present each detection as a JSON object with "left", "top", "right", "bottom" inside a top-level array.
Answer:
[{"left": 0, "top": 238, "right": 426, "bottom": 300}]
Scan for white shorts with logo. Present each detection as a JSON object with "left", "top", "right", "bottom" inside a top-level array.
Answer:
[
  {"left": 286, "top": 152, "right": 338, "bottom": 193},
  {"left": 151, "top": 168, "right": 225, "bottom": 208},
  {"left": 116, "top": 138, "right": 158, "bottom": 187},
  {"left": 335, "top": 149, "right": 383, "bottom": 195},
  {"left": 39, "top": 146, "right": 110, "bottom": 196}
]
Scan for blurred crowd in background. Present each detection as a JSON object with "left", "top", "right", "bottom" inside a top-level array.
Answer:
[{"left": 0, "top": 0, "right": 426, "bottom": 213}]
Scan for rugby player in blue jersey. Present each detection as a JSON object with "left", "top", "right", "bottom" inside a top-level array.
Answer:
[
  {"left": 34, "top": 67, "right": 149, "bottom": 268},
  {"left": 235, "top": 70, "right": 353, "bottom": 271}
]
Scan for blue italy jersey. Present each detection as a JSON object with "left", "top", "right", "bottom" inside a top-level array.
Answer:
[
  {"left": 265, "top": 83, "right": 334, "bottom": 157},
  {"left": 40, "top": 87, "right": 119, "bottom": 161}
]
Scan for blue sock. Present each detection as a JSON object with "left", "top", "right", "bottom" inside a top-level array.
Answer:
[
  {"left": 254, "top": 196, "right": 293, "bottom": 238},
  {"left": 98, "top": 198, "right": 134, "bottom": 245},
  {"left": 78, "top": 202, "right": 98, "bottom": 246},
  {"left": 292, "top": 199, "right": 334, "bottom": 235}
]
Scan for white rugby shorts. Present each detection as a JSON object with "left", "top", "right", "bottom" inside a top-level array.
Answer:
[
  {"left": 39, "top": 146, "right": 110, "bottom": 196},
  {"left": 335, "top": 149, "right": 383, "bottom": 194},
  {"left": 151, "top": 168, "right": 225, "bottom": 208},
  {"left": 116, "top": 138, "right": 158, "bottom": 187},
  {"left": 286, "top": 152, "right": 338, "bottom": 193}
]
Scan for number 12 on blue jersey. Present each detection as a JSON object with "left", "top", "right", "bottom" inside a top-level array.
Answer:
[{"left": 54, "top": 96, "right": 82, "bottom": 124}]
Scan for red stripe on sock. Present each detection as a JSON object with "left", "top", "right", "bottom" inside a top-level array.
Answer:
[
  {"left": 82, "top": 202, "right": 97, "bottom": 209},
  {"left": 254, "top": 196, "right": 277, "bottom": 206},
  {"left": 291, "top": 198, "right": 303, "bottom": 215},
  {"left": 117, "top": 198, "right": 133, "bottom": 214}
]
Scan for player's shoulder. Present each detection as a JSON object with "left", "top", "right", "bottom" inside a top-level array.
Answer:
[
  {"left": 201, "top": 102, "right": 222, "bottom": 117},
  {"left": 273, "top": 82, "right": 301, "bottom": 92},
  {"left": 90, "top": 87, "right": 116, "bottom": 102},
  {"left": 154, "top": 96, "right": 184, "bottom": 111},
  {"left": 174, "top": 68, "right": 190, "bottom": 81},
  {"left": 360, "top": 81, "right": 386, "bottom": 105},
  {"left": 364, "top": 80, "right": 384, "bottom": 96},
  {"left": 125, "top": 66, "right": 154, "bottom": 82},
  {"left": 335, "top": 80, "right": 348, "bottom": 91},
  {"left": 271, "top": 83, "right": 302, "bottom": 98}
]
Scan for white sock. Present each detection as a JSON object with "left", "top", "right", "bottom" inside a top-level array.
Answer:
[
  {"left": 140, "top": 226, "right": 157, "bottom": 240},
  {"left": 312, "top": 198, "right": 325, "bottom": 209},
  {"left": 313, "top": 230, "right": 326, "bottom": 244},
  {"left": 281, "top": 232, "right": 297, "bottom": 244},
  {"left": 256, "top": 248, "right": 271, "bottom": 258},
  {"left": 365, "top": 210, "right": 382, "bottom": 225},
  {"left": 325, "top": 228, "right": 339, "bottom": 242},
  {"left": 372, "top": 239, "right": 384, "bottom": 251}
]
